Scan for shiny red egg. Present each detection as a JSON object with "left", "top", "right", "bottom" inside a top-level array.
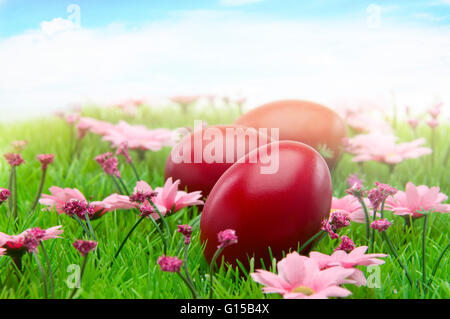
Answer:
[
  {"left": 200, "top": 140, "right": 332, "bottom": 269},
  {"left": 164, "top": 125, "right": 272, "bottom": 197},
  {"left": 235, "top": 99, "right": 348, "bottom": 169}
]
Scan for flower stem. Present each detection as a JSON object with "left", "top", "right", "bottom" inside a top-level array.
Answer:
[
  {"left": 357, "top": 197, "right": 371, "bottom": 240},
  {"left": 111, "top": 175, "right": 124, "bottom": 194},
  {"left": 40, "top": 243, "right": 54, "bottom": 298},
  {"left": 148, "top": 200, "right": 171, "bottom": 252},
  {"left": 382, "top": 231, "right": 413, "bottom": 286},
  {"left": 370, "top": 200, "right": 385, "bottom": 252},
  {"left": 176, "top": 271, "right": 198, "bottom": 299},
  {"left": 427, "top": 243, "right": 449, "bottom": 286},
  {"left": 129, "top": 160, "right": 141, "bottom": 181},
  {"left": 209, "top": 247, "right": 224, "bottom": 299},
  {"left": 443, "top": 143, "right": 450, "bottom": 166},
  {"left": 298, "top": 230, "right": 325, "bottom": 253},
  {"left": 33, "top": 252, "right": 48, "bottom": 299},
  {"left": 143, "top": 210, "right": 167, "bottom": 254},
  {"left": 11, "top": 167, "right": 18, "bottom": 221},
  {"left": 183, "top": 243, "right": 196, "bottom": 295},
  {"left": 422, "top": 214, "right": 429, "bottom": 288},
  {"left": 113, "top": 215, "right": 146, "bottom": 260},
  {"left": 117, "top": 177, "right": 130, "bottom": 196},
  {"left": 7, "top": 167, "right": 14, "bottom": 217},
  {"left": 74, "top": 215, "right": 90, "bottom": 238},
  {"left": 30, "top": 168, "right": 47, "bottom": 212},
  {"left": 69, "top": 255, "right": 88, "bottom": 299}
]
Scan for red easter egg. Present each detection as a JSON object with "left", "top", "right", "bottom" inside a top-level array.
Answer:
[
  {"left": 164, "top": 125, "right": 272, "bottom": 197},
  {"left": 235, "top": 99, "right": 347, "bottom": 169},
  {"left": 200, "top": 140, "right": 332, "bottom": 269}
]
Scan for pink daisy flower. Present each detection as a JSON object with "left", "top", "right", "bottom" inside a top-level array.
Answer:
[
  {"left": 0, "top": 226, "right": 63, "bottom": 256},
  {"left": 153, "top": 178, "right": 204, "bottom": 213},
  {"left": 344, "top": 133, "right": 432, "bottom": 165},
  {"left": 251, "top": 252, "right": 355, "bottom": 299},
  {"left": 331, "top": 195, "right": 373, "bottom": 224},
  {"left": 102, "top": 121, "right": 174, "bottom": 151},
  {"left": 385, "top": 182, "right": 450, "bottom": 219},
  {"left": 309, "top": 246, "right": 387, "bottom": 286},
  {"left": 39, "top": 186, "right": 135, "bottom": 220}
]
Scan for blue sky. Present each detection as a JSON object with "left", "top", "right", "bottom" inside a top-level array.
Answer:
[
  {"left": 0, "top": 0, "right": 449, "bottom": 120},
  {"left": 1, "top": 0, "right": 450, "bottom": 38}
]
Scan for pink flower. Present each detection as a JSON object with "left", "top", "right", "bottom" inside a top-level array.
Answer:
[
  {"left": 336, "top": 236, "right": 356, "bottom": 253},
  {"left": 346, "top": 173, "right": 363, "bottom": 188},
  {"left": 331, "top": 195, "right": 369, "bottom": 223},
  {"left": 427, "top": 119, "right": 439, "bottom": 129},
  {"left": 170, "top": 95, "right": 199, "bottom": 105},
  {"left": 345, "top": 112, "right": 393, "bottom": 134},
  {"left": 40, "top": 186, "right": 135, "bottom": 220},
  {"left": 345, "top": 183, "right": 366, "bottom": 198},
  {"left": 367, "top": 183, "right": 397, "bottom": 212},
  {"left": 153, "top": 178, "right": 204, "bottom": 213},
  {"left": 4, "top": 153, "right": 26, "bottom": 167},
  {"left": 77, "top": 117, "right": 115, "bottom": 136},
  {"left": 102, "top": 121, "right": 174, "bottom": 151},
  {"left": 217, "top": 229, "right": 238, "bottom": 249},
  {"left": 428, "top": 103, "right": 442, "bottom": 119},
  {"left": 0, "top": 188, "right": 11, "bottom": 205},
  {"left": 95, "top": 152, "right": 121, "bottom": 178},
  {"left": 11, "top": 140, "right": 28, "bottom": 153},
  {"left": 329, "top": 211, "right": 350, "bottom": 230},
  {"left": 138, "top": 204, "right": 156, "bottom": 218},
  {"left": 63, "top": 200, "right": 96, "bottom": 219},
  {"left": 370, "top": 219, "right": 392, "bottom": 232},
  {"left": 309, "top": 246, "right": 387, "bottom": 286},
  {"left": 73, "top": 240, "right": 97, "bottom": 257},
  {"left": 251, "top": 252, "right": 355, "bottom": 299},
  {"left": 344, "top": 133, "right": 432, "bottom": 165},
  {"left": 0, "top": 226, "right": 63, "bottom": 256},
  {"left": 157, "top": 255, "right": 183, "bottom": 272},
  {"left": 385, "top": 182, "right": 450, "bottom": 219},
  {"left": 407, "top": 118, "right": 420, "bottom": 129},
  {"left": 36, "top": 154, "right": 54, "bottom": 171},
  {"left": 321, "top": 219, "right": 339, "bottom": 239},
  {"left": 66, "top": 113, "right": 80, "bottom": 124},
  {"left": 177, "top": 224, "right": 193, "bottom": 244},
  {"left": 116, "top": 142, "right": 132, "bottom": 163}
]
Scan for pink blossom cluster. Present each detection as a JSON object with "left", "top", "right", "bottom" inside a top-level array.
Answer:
[
  {"left": 0, "top": 188, "right": 11, "bottom": 205},
  {"left": 4, "top": 153, "right": 26, "bottom": 167},
  {"left": 73, "top": 240, "right": 98, "bottom": 257},
  {"left": 95, "top": 152, "right": 121, "bottom": 178}
]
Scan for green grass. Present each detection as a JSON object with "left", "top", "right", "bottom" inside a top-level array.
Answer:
[{"left": 0, "top": 103, "right": 448, "bottom": 299}]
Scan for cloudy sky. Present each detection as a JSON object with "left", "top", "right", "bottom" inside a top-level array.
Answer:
[{"left": 0, "top": 0, "right": 449, "bottom": 121}]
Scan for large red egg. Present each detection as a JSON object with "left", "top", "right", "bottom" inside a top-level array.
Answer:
[
  {"left": 164, "top": 125, "right": 271, "bottom": 197},
  {"left": 200, "top": 141, "right": 332, "bottom": 269},
  {"left": 235, "top": 99, "right": 347, "bottom": 169}
]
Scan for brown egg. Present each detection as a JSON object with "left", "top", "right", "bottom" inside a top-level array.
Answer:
[{"left": 235, "top": 99, "right": 347, "bottom": 168}]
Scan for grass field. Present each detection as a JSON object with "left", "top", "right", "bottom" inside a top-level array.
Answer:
[{"left": 0, "top": 103, "right": 448, "bottom": 299}]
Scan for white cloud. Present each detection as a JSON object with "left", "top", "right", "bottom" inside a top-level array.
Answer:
[
  {"left": 40, "top": 18, "right": 78, "bottom": 36},
  {"left": 219, "top": 0, "right": 263, "bottom": 7},
  {"left": 0, "top": 11, "right": 450, "bottom": 121}
]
